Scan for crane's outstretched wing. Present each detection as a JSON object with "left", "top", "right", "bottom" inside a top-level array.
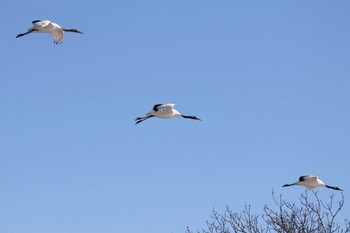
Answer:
[
  {"left": 298, "top": 175, "right": 317, "bottom": 182},
  {"left": 152, "top": 103, "right": 174, "bottom": 112},
  {"left": 32, "top": 20, "right": 51, "bottom": 29},
  {"left": 49, "top": 23, "right": 64, "bottom": 44},
  {"left": 153, "top": 104, "right": 164, "bottom": 112},
  {"left": 153, "top": 103, "right": 174, "bottom": 112}
]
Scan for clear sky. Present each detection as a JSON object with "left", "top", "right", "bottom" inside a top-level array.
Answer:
[{"left": 1, "top": 1, "right": 349, "bottom": 232}]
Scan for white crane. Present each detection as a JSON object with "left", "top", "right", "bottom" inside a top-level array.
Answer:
[
  {"left": 16, "top": 20, "right": 83, "bottom": 44},
  {"left": 283, "top": 175, "right": 343, "bottom": 191},
  {"left": 135, "top": 103, "right": 201, "bottom": 125}
]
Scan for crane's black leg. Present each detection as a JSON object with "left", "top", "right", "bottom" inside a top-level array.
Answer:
[
  {"left": 135, "top": 116, "right": 153, "bottom": 125},
  {"left": 16, "top": 29, "right": 34, "bottom": 38}
]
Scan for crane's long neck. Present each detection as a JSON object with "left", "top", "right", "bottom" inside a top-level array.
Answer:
[
  {"left": 182, "top": 115, "right": 193, "bottom": 119},
  {"left": 63, "top": 28, "right": 83, "bottom": 34},
  {"left": 325, "top": 185, "right": 342, "bottom": 191},
  {"left": 181, "top": 114, "right": 201, "bottom": 121}
]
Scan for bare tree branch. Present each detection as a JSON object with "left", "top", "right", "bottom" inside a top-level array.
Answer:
[{"left": 187, "top": 191, "right": 348, "bottom": 233}]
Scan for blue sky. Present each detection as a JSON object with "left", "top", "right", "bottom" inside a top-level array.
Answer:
[{"left": 1, "top": 1, "right": 349, "bottom": 232}]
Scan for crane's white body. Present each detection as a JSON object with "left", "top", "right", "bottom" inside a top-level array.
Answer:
[
  {"left": 30, "top": 20, "right": 65, "bottom": 44},
  {"left": 294, "top": 175, "right": 325, "bottom": 190},
  {"left": 17, "top": 20, "right": 83, "bottom": 44},
  {"left": 283, "top": 175, "right": 342, "bottom": 191},
  {"left": 146, "top": 103, "right": 181, "bottom": 118}
]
